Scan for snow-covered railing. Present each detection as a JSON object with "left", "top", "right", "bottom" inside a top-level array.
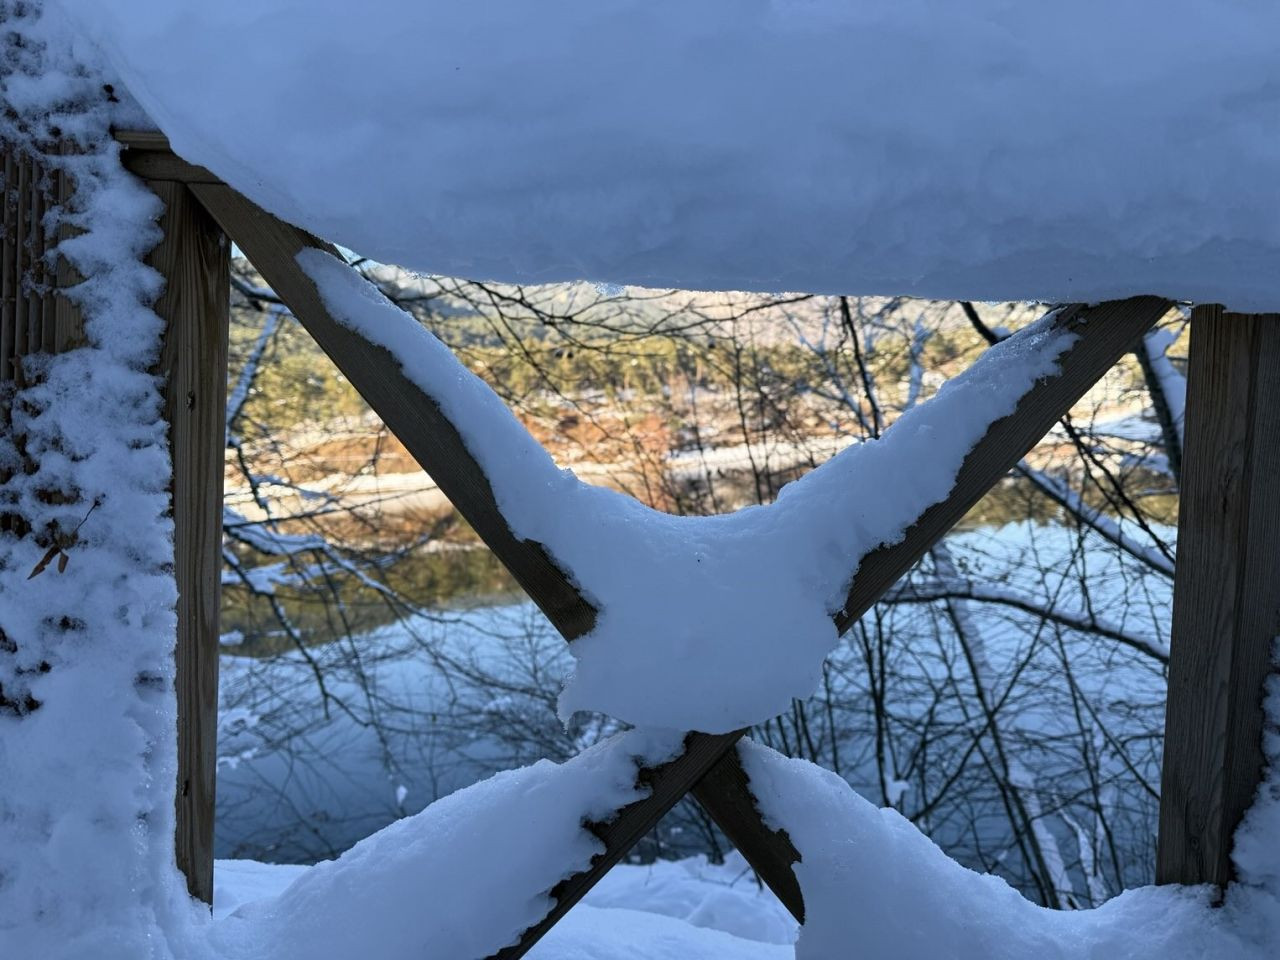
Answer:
[
  {"left": 4, "top": 6, "right": 1278, "bottom": 948},
  {"left": 102, "top": 125, "right": 1186, "bottom": 957}
]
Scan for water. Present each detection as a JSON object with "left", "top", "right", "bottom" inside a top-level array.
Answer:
[{"left": 214, "top": 509, "right": 1175, "bottom": 908}]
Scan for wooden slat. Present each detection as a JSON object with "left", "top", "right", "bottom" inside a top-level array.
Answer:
[
  {"left": 53, "top": 159, "right": 85, "bottom": 353},
  {"left": 148, "top": 180, "right": 231, "bottom": 905},
  {"left": 2, "top": 150, "right": 16, "bottom": 381},
  {"left": 690, "top": 742, "right": 805, "bottom": 918},
  {"left": 1157, "top": 307, "right": 1280, "bottom": 888},
  {"left": 115, "top": 130, "right": 224, "bottom": 185},
  {"left": 12, "top": 157, "right": 28, "bottom": 378},
  {"left": 39, "top": 164, "right": 57, "bottom": 356},
  {"left": 26, "top": 157, "right": 42, "bottom": 354}
]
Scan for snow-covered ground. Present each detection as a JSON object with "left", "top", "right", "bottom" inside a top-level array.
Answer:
[{"left": 214, "top": 854, "right": 798, "bottom": 957}]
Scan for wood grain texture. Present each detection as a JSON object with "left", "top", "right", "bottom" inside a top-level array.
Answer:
[
  {"left": 149, "top": 180, "right": 230, "bottom": 905},
  {"left": 2, "top": 151, "right": 17, "bottom": 382},
  {"left": 1157, "top": 307, "right": 1280, "bottom": 888},
  {"left": 115, "top": 129, "right": 236, "bottom": 185},
  {"left": 691, "top": 742, "right": 805, "bottom": 919},
  {"left": 188, "top": 174, "right": 1167, "bottom": 951}
]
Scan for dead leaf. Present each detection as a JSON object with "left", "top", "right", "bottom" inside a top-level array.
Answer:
[{"left": 27, "top": 546, "right": 61, "bottom": 580}]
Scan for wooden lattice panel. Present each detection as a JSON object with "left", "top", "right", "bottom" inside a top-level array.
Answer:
[{"left": 1, "top": 146, "right": 82, "bottom": 386}]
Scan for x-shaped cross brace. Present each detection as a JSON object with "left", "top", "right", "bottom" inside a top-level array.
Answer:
[{"left": 154, "top": 153, "right": 1168, "bottom": 958}]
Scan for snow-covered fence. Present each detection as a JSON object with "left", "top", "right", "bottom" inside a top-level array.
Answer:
[
  {"left": 107, "top": 128, "right": 1222, "bottom": 958},
  {"left": 7, "top": 105, "right": 1277, "bottom": 954},
  {"left": 0, "top": 138, "right": 229, "bottom": 904},
  {"left": 0, "top": 148, "right": 78, "bottom": 385}
]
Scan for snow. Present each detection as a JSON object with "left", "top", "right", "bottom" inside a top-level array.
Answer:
[
  {"left": 6, "top": 3, "right": 1280, "bottom": 959},
  {"left": 741, "top": 735, "right": 1280, "bottom": 960},
  {"left": 208, "top": 729, "right": 686, "bottom": 960},
  {"left": 0, "top": 3, "right": 193, "bottom": 956},
  {"left": 214, "top": 856, "right": 793, "bottom": 960},
  {"left": 194, "top": 674, "right": 1279, "bottom": 960},
  {"left": 302, "top": 249, "right": 1077, "bottom": 732},
  {"left": 52, "top": 0, "right": 1280, "bottom": 310}
]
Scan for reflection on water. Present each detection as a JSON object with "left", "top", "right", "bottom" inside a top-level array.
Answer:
[{"left": 221, "top": 474, "right": 1175, "bottom": 660}]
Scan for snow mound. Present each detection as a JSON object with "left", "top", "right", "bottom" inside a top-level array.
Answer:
[
  {"left": 214, "top": 856, "right": 796, "bottom": 957},
  {"left": 741, "top": 738, "right": 1280, "bottom": 960},
  {"left": 56, "top": 0, "right": 1280, "bottom": 309},
  {"left": 209, "top": 730, "right": 686, "bottom": 960}
]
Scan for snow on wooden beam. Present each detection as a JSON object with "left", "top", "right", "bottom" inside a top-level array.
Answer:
[
  {"left": 184, "top": 168, "right": 1170, "bottom": 957},
  {"left": 1157, "top": 306, "right": 1280, "bottom": 889},
  {"left": 186, "top": 177, "right": 806, "bottom": 931}
]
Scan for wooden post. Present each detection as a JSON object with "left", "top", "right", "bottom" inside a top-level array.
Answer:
[
  {"left": 148, "top": 180, "right": 230, "bottom": 904},
  {"left": 1157, "top": 306, "right": 1280, "bottom": 888}
]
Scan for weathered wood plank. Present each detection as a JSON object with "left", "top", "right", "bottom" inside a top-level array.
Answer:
[
  {"left": 1157, "top": 306, "right": 1280, "bottom": 888},
  {"left": 690, "top": 742, "right": 806, "bottom": 919},
  {"left": 148, "top": 180, "right": 230, "bottom": 905},
  {"left": 12, "top": 156, "right": 28, "bottom": 377},
  {"left": 2, "top": 150, "right": 17, "bottom": 381},
  {"left": 189, "top": 176, "right": 1167, "bottom": 951},
  {"left": 115, "top": 129, "right": 230, "bottom": 185}
]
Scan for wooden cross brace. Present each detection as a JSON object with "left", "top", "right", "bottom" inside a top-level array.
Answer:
[{"left": 115, "top": 132, "right": 1171, "bottom": 956}]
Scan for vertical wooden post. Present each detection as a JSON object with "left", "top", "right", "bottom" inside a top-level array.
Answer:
[
  {"left": 148, "top": 180, "right": 230, "bottom": 904},
  {"left": 1157, "top": 306, "right": 1280, "bottom": 888}
]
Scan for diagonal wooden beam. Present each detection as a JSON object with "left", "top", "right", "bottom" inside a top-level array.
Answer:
[
  {"left": 174, "top": 155, "right": 1169, "bottom": 955},
  {"left": 181, "top": 175, "right": 809, "bottom": 922},
  {"left": 693, "top": 297, "right": 1172, "bottom": 920}
]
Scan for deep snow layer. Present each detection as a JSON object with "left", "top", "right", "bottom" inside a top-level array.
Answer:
[{"left": 56, "top": 0, "right": 1280, "bottom": 309}]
